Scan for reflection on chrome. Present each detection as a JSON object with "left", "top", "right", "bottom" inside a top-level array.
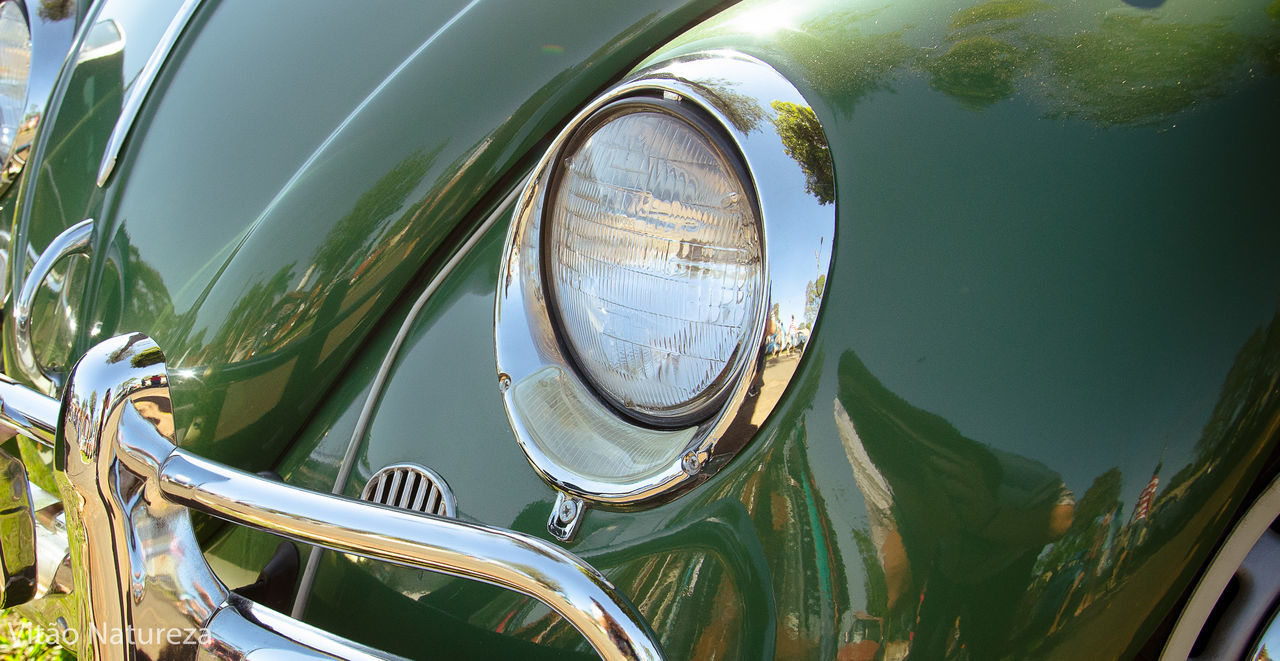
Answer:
[
  {"left": 0, "top": 0, "right": 79, "bottom": 197},
  {"left": 496, "top": 50, "right": 836, "bottom": 508},
  {"left": 1160, "top": 475, "right": 1280, "bottom": 661},
  {"left": 0, "top": 333, "right": 661, "bottom": 660},
  {"left": 0, "top": 448, "right": 36, "bottom": 607},
  {"left": 833, "top": 350, "right": 1079, "bottom": 660},
  {"left": 10, "top": 217, "right": 94, "bottom": 394}
]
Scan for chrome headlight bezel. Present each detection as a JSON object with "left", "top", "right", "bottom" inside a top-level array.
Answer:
[
  {"left": 0, "top": 0, "right": 30, "bottom": 185},
  {"left": 495, "top": 51, "right": 836, "bottom": 507},
  {"left": 0, "top": 0, "right": 82, "bottom": 197}
]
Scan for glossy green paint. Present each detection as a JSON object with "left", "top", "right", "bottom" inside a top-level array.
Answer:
[
  {"left": 11, "top": 0, "right": 729, "bottom": 472},
  {"left": 0, "top": 0, "right": 83, "bottom": 305},
  {"left": 3, "top": 0, "right": 177, "bottom": 391},
  {"left": 197, "top": 0, "right": 1280, "bottom": 657},
  {"left": 7, "top": 0, "right": 1275, "bottom": 657}
]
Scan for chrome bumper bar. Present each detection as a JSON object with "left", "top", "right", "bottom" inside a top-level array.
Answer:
[{"left": 0, "top": 333, "right": 663, "bottom": 661}]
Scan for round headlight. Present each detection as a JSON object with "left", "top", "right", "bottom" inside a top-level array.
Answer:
[
  {"left": 0, "top": 1, "right": 30, "bottom": 160},
  {"left": 545, "top": 100, "right": 762, "bottom": 426},
  {"left": 496, "top": 52, "right": 836, "bottom": 508}
]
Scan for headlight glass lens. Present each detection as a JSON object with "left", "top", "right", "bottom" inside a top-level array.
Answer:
[
  {"left": 546, "top": 103, "right": 762, "bottom": 424},
  {"left": 0, "top": 1, "right": 29, "bottom": 159}
]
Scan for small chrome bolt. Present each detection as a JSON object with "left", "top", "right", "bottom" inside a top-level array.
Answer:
[
  {"left": 557, "top": 497, "right": 579, "bottom": 523},
  {"left": 681, "top": 451, "right": 702, "bottom": 475},
  {"left": 498, "top": 372, "right": 511, "bottom": 392},
  {"left": 548, "top": 492, "right": 586, "bottom": 542}
]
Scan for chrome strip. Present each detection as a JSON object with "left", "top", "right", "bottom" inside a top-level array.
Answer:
[
  {"left": 293, "top": 182, "right": 523, "bottom": 617},
  {"left": 0, "top": 333, "right": 662, "bottom": 660},
  {"left": 161, "top": 449, "right": 662, "bottom": 661},
  {"left": 0, "top": 373, "right": 59, "bottom": 447},
  {"left": 495, "top": 51, "right": 836, "bottom": 506},
  {"left": 197, "top": 605, "right": 350, "bottom": 661},
  {"left": 410, "top": 474, "right": 429, "bottom": 511},
  {"left": 386, "top": 470, "right": 403, "bottom": 507},
  {"left": 209, "top": 595, "right": 403, "bottom": 661},
  {"left": 95, "top": 0, "right": 203, "bottom": 187},
  {"left": 11, "top": 217, "right": 93, "bottom": 394},
  {"left": 1160, "top": 474, "right": 1280, "bottom": 661},
  {"left": 2, "top": 0, "right": 109, "bottom": 314}
]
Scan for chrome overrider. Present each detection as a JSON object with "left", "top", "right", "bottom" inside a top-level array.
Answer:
[{"left": 0, "top": 333, "right": 664, "bottom": 660}]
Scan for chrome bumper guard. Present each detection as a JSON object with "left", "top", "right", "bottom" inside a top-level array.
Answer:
[{"left": 0, "top": 334, "right": 663, "bottom": 661}]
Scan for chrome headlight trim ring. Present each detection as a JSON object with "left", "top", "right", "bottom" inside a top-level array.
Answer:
[
  {"left": 495, "top": 50, "right": 836, "bottom": 507},
  {"left": 0, "top": 0, "right": 80, "bottom": 196}
]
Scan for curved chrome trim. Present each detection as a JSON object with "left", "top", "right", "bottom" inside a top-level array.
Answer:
[
  {"left": 11, "top": 217, "right": 93, "bottom": 394},
  {"left": 2, "top": 0, "right": 107, "bottom": 313},
  {"left": 233, "top": 596, "right": 402, "bottom": 661},
  {"left": 361, "top": 462, "right": 458, "bottom": 518},
  {"left": 495, "top": 51, "right": 836, "bottom": 506},
  {"left": 0, "top": 0, "right": 80, "bottom": 196},
  {"left": 1248, "top": 600, "right": 1280, "bottom": 661},
  {"left": 95, "top": 0, "right": 203, "bottom": 187},
  {"left": 18, "top": 333, "right": 664, "bottom": 660},
  {"left": 1160, "top": 474, "right": 1280, "bottom": 661},
  {"left": 162, "top": 450, "right": 662, "bottom": 661},
  {"left": 0, "top": 372, "right": 58, "bottom": 447}
]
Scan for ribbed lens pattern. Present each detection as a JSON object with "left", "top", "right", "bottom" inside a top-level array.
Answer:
[
  {"left": 549, "top": 109, "right": 761, "bottom": 421},
  {"left": 0, "top": 3, "right": 29, "bottom": 158}
]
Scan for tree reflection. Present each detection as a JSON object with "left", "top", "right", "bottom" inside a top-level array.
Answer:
[
  {"left": 311, "top": 147, "right": 440, "bottom": 281},
  {"left": 1034, "top": 14, "right": 1261, "bottom": 125},
  {"left": 766, "top": 0, "right": 1279, "bottom": 127},
  {"left": 835, "top": 299, "right": 1280, "bottom": 658},
  {"left": 835, "top": 350, "right": 1074, "bottom": 659},
  {"left": 924, "top": 36, "right": 1032, "bottom": 109},
  {"left": 771, "top": 102, "right": 835, "bottom": 204},
  {"left": 767, "top": 9, "right": 915, "bottom": 117},
  {"left": 947, "top": 0, "right": 1053, "bottom": 30},
  {"left": 37, "top": 0, "right": 74, "bottom": 22},
  {"left": 694, "top": 78, "right": 769, "bottom": 133},
  {"left": 804, "top": 273, "right": 826, "bottom": 328}
]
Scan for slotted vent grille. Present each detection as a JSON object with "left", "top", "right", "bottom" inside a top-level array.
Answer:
[{"left": 360, "top": 464, "right": 456, "bottom": 518}]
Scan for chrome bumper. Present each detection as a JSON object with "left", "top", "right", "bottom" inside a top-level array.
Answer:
[{"left": 0, "top": 333, "right": 663, "bottom": 661}]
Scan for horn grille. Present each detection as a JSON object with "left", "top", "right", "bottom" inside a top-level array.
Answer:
[{"left": 360, "top": 464, "right": 456, "bottom": 518}]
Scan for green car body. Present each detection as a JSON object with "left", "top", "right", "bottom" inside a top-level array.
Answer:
[{"left": 3, "top": 0, "right": 1278, "bottom": 658}]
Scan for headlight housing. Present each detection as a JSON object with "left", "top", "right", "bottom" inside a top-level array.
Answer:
[
  {"left": 496, "top": 51, "right": 835, "bottom": 507},
  {"left": 0, "top": 0, "right": 31, "bottom": 161}
]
